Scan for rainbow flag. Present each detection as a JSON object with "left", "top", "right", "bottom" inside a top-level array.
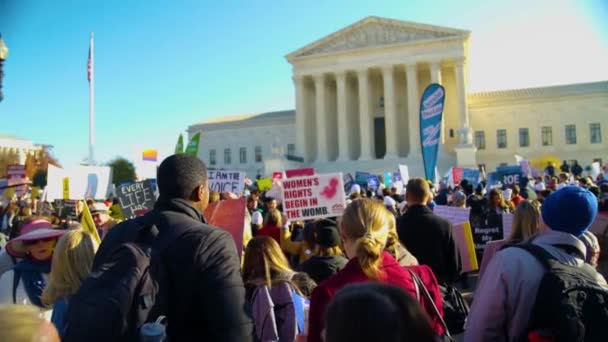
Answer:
[{"left": 142, "top": 149, "right": 158, "bottom": 162}]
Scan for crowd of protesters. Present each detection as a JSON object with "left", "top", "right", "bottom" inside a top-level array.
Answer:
[{"left": 0, "top": 155, "right": 606, "bottom": 341}]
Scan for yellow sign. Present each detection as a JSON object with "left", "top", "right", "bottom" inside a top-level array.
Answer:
[
  {"left": 256, "top": 178, "right": 273, "bottom": 191},
  {"left": 62, "top": 177, "right": 70, "bottom": 200},
  {"left": 3, "top": 187, "right": 15, "bottom": 199},
  {"left": 31, "top": 186, "right": 41, "bottom": 199},
  {"left": 80, "top": 201, "right": 101, "bottom": 244}
]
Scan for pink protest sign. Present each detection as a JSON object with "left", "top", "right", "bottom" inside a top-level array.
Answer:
[
  {"left": 285, "top": 168, "right": 315, "bottom": 178},
  {"left": 282, "top": 173, "right": 346, "bottom": 221},
  {"left": 204, "top": 197, "right": 247, "bottom": 257}
]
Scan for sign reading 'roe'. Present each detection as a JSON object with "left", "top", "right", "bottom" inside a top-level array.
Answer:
[
  {"left": 117, "top": 180, "right": 156, "bottom": 219},
  {"left": 208, "top": 171, "right": 245, "bottom": 194},
  {"left": 282, "top": 173, "right": 346, "bottom": 221}
]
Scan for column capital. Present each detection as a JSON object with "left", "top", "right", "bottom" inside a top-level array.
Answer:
[
  {"left": 292, "top": 74, "right": 304, "bottom": 84},
  {"left": 429, "top": 61, "right": 442, "bottom": 70},
  {"left": 380, "top": 64, "right": 394, "bottom": 73},
  {"left": 355, "top": 68, "right": 369, "bottom": 77},
  {"left": 406, "top": 63, "right": 418, "bottom": 72},
  {"left": 334, "top": 70, "right": 347, "bottom": 80},
  {"left": 312, "top": 73, "right": 325, "bottom": 82},
  {"left": 453, "top": 57, "right": 467, "bottom": 67}
]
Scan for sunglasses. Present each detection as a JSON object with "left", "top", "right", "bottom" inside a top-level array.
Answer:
[{"left": 23, "top": 237, "right": 56, "bottom": 246}]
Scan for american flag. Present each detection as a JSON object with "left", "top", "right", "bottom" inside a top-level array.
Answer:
[{"left": 87, "top": 34, "right": 94, "bottom": 82}]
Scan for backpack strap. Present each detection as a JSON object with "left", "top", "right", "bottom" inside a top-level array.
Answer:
[
  {"left": 406, "top": 269, "right": 454, "bottom": 342},
  {"left": 12, "top": 269, "right": 20, "bottom": 304},
  {"left": 509, "top": 243, "right": 556, "bottom": 269}
]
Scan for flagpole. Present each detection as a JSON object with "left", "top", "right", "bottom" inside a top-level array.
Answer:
[{"left": 89, "top": 32, "right": 95, "bottom": 166}]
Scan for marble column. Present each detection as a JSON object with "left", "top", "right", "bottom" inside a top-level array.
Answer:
[
  {"left": 336, "top": 71, "right": 349, "bottom": 161},
  {"left": 293, "top": 75, "right": 307, "bottom": 160},
  {"left": 406, "top": 64, "right": 420, "bottom": 155},
  {"left": 455, "top": 60, "right": 472, "bottom": 145},
  {"left": 357, "top": 69, "right": 374, "bottom": 160},
  {"left": 381, "top": 65, "right": 398, "bottom": 158},
  {"left": 313, "top": 74, "right": 328, "bottom": 162},
  {"left": 429, "top": 62, "right": 444, "bottom": 144}
]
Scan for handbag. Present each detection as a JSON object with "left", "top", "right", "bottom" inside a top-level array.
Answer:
[
  {"left": 439, "top": 284, "right": 469, "bottom": 334},
  {"left": 407, "top": 269, "right": 454, "bottom": 342}
]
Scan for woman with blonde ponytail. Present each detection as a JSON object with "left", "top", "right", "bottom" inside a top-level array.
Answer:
[{"left": 306, "top": 199, "right": 446, "bottom": 342}]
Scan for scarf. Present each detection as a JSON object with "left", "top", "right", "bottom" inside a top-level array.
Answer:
[{"left": 13, "top": 257, "right": 52, "bottom": 308}]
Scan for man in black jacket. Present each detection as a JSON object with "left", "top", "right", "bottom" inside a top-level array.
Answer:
[
  {"left": 397, "top": 178, "right": 461, "bottom": 285},
  {"left": 82, "top": 154, "right": 253, "bottom": 341}
]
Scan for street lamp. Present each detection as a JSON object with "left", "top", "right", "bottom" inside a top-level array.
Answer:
[{"left": 0, "top": 34, "right": 9, "bottom": 102}]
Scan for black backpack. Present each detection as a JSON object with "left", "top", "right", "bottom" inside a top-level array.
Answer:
[
  {"left": 63, "top": 216, "right": 191, "bottom": 342},
  {"left": 511, "top": 243, "right": 608, "bottom": 342}
]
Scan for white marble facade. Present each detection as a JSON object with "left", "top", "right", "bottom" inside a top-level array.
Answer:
[{"left": 188, "top": 17, "right": 608, "bottom": 178}]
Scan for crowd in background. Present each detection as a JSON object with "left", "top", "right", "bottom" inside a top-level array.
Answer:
[{"left": 0, "top": 155, "right": 606, "bottom": 341}]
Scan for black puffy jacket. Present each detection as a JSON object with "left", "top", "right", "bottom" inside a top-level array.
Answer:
[{"left": 91, "top": 198, "right": 253, "bottom": 342}]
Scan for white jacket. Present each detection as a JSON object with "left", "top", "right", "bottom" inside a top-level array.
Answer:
[{"left": 0, "top": 269, "right": 52, "bottom": 320}]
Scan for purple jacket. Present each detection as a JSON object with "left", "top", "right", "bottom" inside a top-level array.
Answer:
[{"left": 465, "top": 230, "right": 608, "bottom": 342}]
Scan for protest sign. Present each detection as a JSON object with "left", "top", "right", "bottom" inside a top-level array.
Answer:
[
  {"left": 592, "top": 162, "right": 601, "bottom": 179},
  {"left": 282, "top": 173, "right": 346, "bottom": 221},
  {"left": 7, "top": 165, "right": 28, "bottom": 197},
  {"left": 355, "top": 172, "right": 370, "bottom": 187},
  {"left": 502, "top": 212, "right": 514, "bottom": 239},
  {"left": 204, "top": 197, "right": 247, "bottom": 257},
  {"left": 285, "top": 168, "right": 315, "bottom": 178},
  {"left": 367, "top": 174, "right": 380, "bottom": 191},
  {"left": 398, "top": 165, "right": 410, "bottom": 184},
  {"left": 185, "top": 132, "right": 201, "bottom": 157},
  {"left": 520, "top": 160, "right": 532, "bottom": 177},
  {"left": 453, "top": 221, "right": 479, "bottom": 272},
  {"left": 463, "top": 168, "right": 481, "bottom": 186},
  {"left": 343, "top": 173, "right": 355, "bottom": 193},
  {"left": 117, "top": 180, "right": 156, "bottom": 219},
  {"left": 419, "top": 83, "right": 445, "bottom": 181},
  {"left": 54, "top": 199, "right": 78, "bottom": 220},
  {"left": 62, "top": 177, "right": 70, "bottom": 200},
  {"left": 496, "top": 165, "right": 524, "bottom": 187},
  {"left": 433, "top": 205, "right": 471, "bottom": 225},
  {"left": 452, "top": 167, "right": 464, "bottom": 185},
  {"left": 471, "top": 219, "right": 504, "bottom": 264},
  {"left": 272, "top": 172, "right": 284, "bottom": 182},
  {"left": 256, "top": 178, "right": 273, "bottom": 191},
  {"left": 47, "top": 164, "right": 112, "bottom": 201},
  {"left": 208, "top": 171, "right": 245, "bottom": 194}
]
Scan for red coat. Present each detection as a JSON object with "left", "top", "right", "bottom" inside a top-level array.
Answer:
[
  {"left": 307, "top": 252, "right": 444, "bottom": 342},
  {"left": 256, "top": 224, "right": 281, "bottom": 244}
]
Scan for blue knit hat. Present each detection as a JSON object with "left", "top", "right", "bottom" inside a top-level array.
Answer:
[{"left": 541, "top": 186, "right": 598, "bottom": 237}]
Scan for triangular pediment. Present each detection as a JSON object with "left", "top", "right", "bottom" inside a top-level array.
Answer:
[{"left": 287, "top": 16, "right": 469, "bottom": 60}]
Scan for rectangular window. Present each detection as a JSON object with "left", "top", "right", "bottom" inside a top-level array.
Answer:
[
  {"left": 239, "top": 147, "right": 247, "bottom": 164},
  {"left": 255, "top": 146, "right": 262, "bottom": 163},
  {"left": 474, "top": 131, "right": 485, "bottom": 150},
  {"left": 541, "top": 126, "right": 552, "bottom": 146},
  {"left": 287, "top": 144, "right": 296, "bottom": 157},
  {"left": 209, "top": 149, "right": 216, "bottom": 166},
  {"left": 497, "top": 129, "right": 507, "bottom": 149},
  {"left": 565, "top": 124, "right": 577, "bottom": 145},
  {"left": 224, "top": 148, "right": 231, "bottom": 164},
  {"left": 590, "top": 123, "right": 602, "bottom": 144},
  {"left": 519, "top": 128, "right": 529, "bottom": 147}
]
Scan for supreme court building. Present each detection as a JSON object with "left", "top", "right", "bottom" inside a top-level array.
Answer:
[{"left": 188, "top": 17, "right": 608, "bottom": 178}]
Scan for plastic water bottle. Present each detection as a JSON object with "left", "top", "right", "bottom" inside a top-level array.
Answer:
[{"left": 140, "top": 316, "right": 167, "bottom": 342}]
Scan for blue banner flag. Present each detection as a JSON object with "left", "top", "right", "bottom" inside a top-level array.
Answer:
[{"left": 419, "top": 83, "right": 445, "bottom": 181}]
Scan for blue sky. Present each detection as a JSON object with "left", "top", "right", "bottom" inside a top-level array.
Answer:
[{"left": 1, "top": 0, "right": 606, "bottom": 171}]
